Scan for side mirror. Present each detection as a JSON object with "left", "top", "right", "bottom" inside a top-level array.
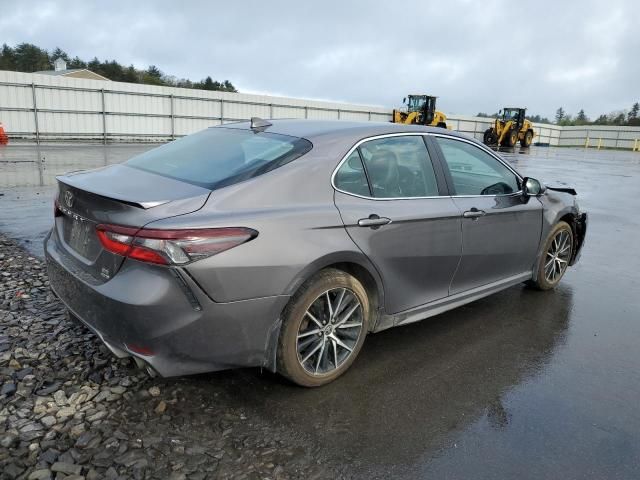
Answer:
[
  {"left": 498, "top": 109, "right": 502, "bottom": 115},
  {"left": 403, "top": 97, "right": 406, "bottom": 104},
  {"left": 522, "top": 177, "right": 546, "bottom": 196}
]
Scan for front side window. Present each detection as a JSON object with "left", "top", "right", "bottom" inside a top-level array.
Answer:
[
  {"left": 126, "top": 127, "right": 312, "bottom": 190},
  {"left": 358, "top": 136, "right": 439, "bottom": 198},
  {"left": 435, "top": 137, "right": 520, "bottom": 196}
]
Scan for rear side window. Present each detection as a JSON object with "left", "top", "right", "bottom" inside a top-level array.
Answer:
[
  {"left": 126, "top": 127, "right": 312, "bottom": 190},
  {"left": 334, "top": 150, "right": 371, "bottom": 197},
  {"left": 359, "top": 136, "right": 439, "bottom": 198}
]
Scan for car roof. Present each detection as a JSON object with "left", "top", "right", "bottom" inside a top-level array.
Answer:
[{"left": 214, "top": 119, "right": 475, "bottom": 143}]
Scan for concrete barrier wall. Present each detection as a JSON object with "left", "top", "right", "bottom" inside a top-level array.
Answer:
[{"left": 1, "top": 70, "right": 638, "bottom": 149}]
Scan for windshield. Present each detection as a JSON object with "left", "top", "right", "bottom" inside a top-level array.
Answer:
[
  {"left": 503, "top": 109, "right": 521, "bottom": 121},
  {"left": 126, "top": 127, "right": 312, "bottom": 190},
  {"left": 407, "top": 96, "right": 426, "bottom": 112}
]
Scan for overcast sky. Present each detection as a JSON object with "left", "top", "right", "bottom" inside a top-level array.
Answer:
[{"left": 2, "top": 0, "right": 638, "bottom": 119}]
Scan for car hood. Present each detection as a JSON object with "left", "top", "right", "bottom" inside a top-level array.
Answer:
[{"left": 544, "top": 181, "right": 577, "bottom": 196}]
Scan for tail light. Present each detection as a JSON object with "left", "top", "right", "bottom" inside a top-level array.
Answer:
[{"left": 96, "top": 224, "right": 257, "bottom": 265}]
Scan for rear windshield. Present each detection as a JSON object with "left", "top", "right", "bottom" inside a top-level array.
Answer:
[{"left": 126, "top": 127, "right": 313, "bottom": 190}]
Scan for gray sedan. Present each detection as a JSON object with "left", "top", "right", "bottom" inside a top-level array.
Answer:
[{"left": 45, "top": 119, "right": 587, "bottom": 387}]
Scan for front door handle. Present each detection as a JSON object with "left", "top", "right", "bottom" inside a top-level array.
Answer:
[
  {"left": 463, "top": 208, "right": 486, "bottom": 219},
  {"left": 358, "top": 214, "right": 392, "bottom": 227}
]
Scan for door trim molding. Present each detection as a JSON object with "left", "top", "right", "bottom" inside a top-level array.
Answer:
[{"left": 373, "top": 271, "right": 532, "bottom": 332}]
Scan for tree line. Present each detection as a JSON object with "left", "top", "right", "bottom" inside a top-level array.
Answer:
[
  {"left": 0, "top": 43, "right": 237, "bottom": 92},
  {"left": 554, "top": 105, "right": 639, "bottom": 126}
]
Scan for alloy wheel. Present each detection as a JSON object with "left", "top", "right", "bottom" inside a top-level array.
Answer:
[
  {"left": 296, "top": 288, "right": 364, "bottom": 375},
  {"left": 544, "top": 229, "right": 572, "bottom": 283}
]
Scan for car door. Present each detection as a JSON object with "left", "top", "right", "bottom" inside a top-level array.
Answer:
[
  {"left": 333, "top": 134, "right": 462, "bottom": 314},
  {"left": 432, "top": 135, "right": 543, "bottom": 294}
]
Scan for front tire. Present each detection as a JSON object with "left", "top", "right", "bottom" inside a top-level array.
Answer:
[
  {"left": 529, "top": 221, "right": 573, "bottom": 290},
  {"left": 483, "top": 128, "right": 497, "bottom": 145},
  {"left": 277, "top": 269, "right": 370, "bottom": 387},
  {"left": 520, "top": 130, "right": 533, "bottom": 147}
]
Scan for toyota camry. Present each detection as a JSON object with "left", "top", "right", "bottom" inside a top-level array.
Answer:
[{"left": 45, "top": 119, "right": 587, "bottom": 387}]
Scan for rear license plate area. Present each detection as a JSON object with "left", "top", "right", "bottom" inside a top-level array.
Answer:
[{"left": 65, "top": 215, "right": 94, "bottom": 257}]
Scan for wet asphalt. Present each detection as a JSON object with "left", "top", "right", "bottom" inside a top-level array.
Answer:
[{"left": 1, "top": 143, "right": 640, "bottom": 479}]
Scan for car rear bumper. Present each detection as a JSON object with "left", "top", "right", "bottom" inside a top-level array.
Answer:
[{"left": 44, "top": 229, "right": 289, "bottom": 377}]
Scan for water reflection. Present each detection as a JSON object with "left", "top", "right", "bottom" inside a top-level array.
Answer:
[
  {"left": 486, "top": 397, "right": 511, "bottom": 430},
  {"left": 492, "top": 145, "right": 534, "bottom": 155},
  {"left": 179, "top": 283, "right": 573, "bottom": 474},
  {"left": 0, "top": 144, "right": 154, "bottom": 188}
]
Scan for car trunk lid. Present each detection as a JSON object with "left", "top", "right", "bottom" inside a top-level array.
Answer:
[{"left": 55, "top": 164, "right": 211, "bottom": 282}]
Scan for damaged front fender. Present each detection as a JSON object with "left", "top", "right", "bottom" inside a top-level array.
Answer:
[{"left": 570, "top": 212, "right": 587, "bottom": 265}]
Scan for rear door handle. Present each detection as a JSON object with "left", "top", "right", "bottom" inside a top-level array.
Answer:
[
  {"left": 358, "top": 215, "right": 392, "bottom": 227},
  {"left": 463, "top": 208, "right": 486, "bottom": 219}
]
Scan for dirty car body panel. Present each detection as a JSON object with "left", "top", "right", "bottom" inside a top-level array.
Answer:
[{"left": 44, "top": 120, "right": 586, "bottom": 378}]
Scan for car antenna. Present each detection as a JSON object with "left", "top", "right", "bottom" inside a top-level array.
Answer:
[{"left": 250, "top": 117, "right": 272, "bottom": 132}]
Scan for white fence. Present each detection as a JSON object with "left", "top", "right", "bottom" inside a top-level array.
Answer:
[
  {"left": 558, "top": 125, "right": 640, "bottom": 150},
  {"left": 0, "top": 70, "right": 639, "bottom": 149},
  {"left": 0, "top": 71, "right": 390, "bottom": 143},
  {"left": 444, "top": 115, "right": 562, "bottom": 146}
]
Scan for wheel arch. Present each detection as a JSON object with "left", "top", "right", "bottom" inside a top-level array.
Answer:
[
  {"left": 283, "top": 252, "right": 384, "bottom": 318},
  {"left": 557, "top": 212, "right": 584, "bottom": 265},
  {"left": 324, "top": 261, "right": 381, "bottom": 326},
  {"left": 263, "top": 252, "right": 385, "bottom": 372},
  {"left": 531, "top": 202, "right": 580, "bottom": 280},
  {"left": 548, "top": 207, "right": 578, "bottom": 235}
]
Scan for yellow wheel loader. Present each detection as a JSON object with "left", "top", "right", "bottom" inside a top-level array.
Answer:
[
  {"left": 392, "top": 95, "right": 448, "bottom": 128},
  {"left": 483, "top": 108, "right": 534, "bottom": 147}
]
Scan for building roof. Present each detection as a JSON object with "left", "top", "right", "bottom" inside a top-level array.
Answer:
[{"left": 33, "top": 68, "right": 110, "bottom": 81}]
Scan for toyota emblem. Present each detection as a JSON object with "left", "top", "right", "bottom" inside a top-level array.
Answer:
[{"left": 64, "top": 190, "right": 74, "bottom": 208}]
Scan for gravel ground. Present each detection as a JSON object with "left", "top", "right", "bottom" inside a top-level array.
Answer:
[{"left": 0, "top": 234, "right": 337, "bottom": 480}]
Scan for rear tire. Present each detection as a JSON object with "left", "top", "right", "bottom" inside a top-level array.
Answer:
[
  {"left": 277, "top": 269, "right": 370, "bottom": 387},
  {"left": 529, "top": 221, "right": 573, "bottom": 290},
  {"left": 436, "top": 122, "right": 447, "bottom": 129},
  {"left": 520, "top": 130, "right": 533, "bottom": 147}
]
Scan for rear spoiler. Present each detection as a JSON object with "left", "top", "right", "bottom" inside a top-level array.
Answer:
[
  {"left": 56, "top": 163, "right": 210, "bottom": 210},
  {"left": 58, "top": 177, "right": 169, "bottom": 209}
]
